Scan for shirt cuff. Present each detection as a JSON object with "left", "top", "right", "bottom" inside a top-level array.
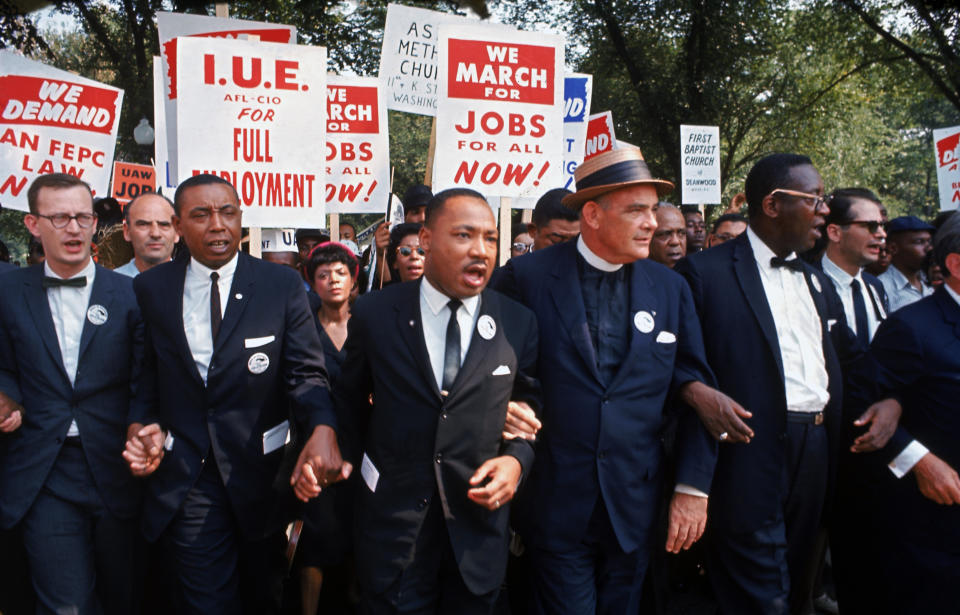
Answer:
[
  {"left": 888, "top": 440, "right": 929, "bottom": 478},
  {"left": 675, "top": 483, "right": 709, "bottom": 498}
]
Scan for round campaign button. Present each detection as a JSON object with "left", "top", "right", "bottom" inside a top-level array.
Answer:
[
  {"left": 478, "top": 315, "right": 497, "bottom": 340},
  {"left": 86, "top": 304, "right": 108, "bottom": 326},
  {"left": 247, "top": 352, "right": 270, "bottom": 375},
  {"left": 634, "top": 310, "right": 655, "bottom": 334}
]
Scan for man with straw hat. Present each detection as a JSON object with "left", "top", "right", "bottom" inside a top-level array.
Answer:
[{"left": 494, "top": 147, "right": 741, "bottom": 613}]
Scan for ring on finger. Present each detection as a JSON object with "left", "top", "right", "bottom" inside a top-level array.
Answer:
[{"left": 719, "top": 431, "right": 729, "bottom": 441}]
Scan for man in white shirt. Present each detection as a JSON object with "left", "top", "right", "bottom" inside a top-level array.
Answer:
[
  {"left": 114, "top": 192, "right": 179, "bottom": 277},
  {"left": 0, "top": 173, "right": 146, "bottom": 615},
  {"left": 877, "top": 215, "right": 935, "bottom": 312}
]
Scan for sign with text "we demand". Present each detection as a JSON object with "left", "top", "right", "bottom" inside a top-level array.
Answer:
[
  {"left": 0, "top": 51, "right": 123, "bottom": 211},
  {"left": 434, "top": 25, "right": 564, "bottom": 198}
]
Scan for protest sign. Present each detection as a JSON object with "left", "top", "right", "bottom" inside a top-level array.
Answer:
[
  {"left": 175, "top": 36, "right": 327, "bottom": 227},
  {"left": 680, "top": 124, "right": 720, "bottom": 204},
  {"left": 380, "top": 4, "right": 511, "bottom": 116},
  {"left": 934, "top": 125, "right": 960, "bottom": 211},
  {"left": 0, "top": 50, "right": 123, "bottom": 211},
  {"left": 512, "top": 73, "right": 592, "bottom": 209},
  {"left": 157, "top": 11, "right": 296, "bottom": 179},
  {"left": 111, "top": 161, "right": 156, "bottom": 204},
  {"left": 433, "top": 24, "right": 565, "bottom": 198},
  {"left": 584, "top": 111, "right": 615, "bottom": 161},
  {"left": 153, "top": 56, "right": 175, "bottom": 192},
  {"left": 260, "top": 228, "right": 297, "bottom": 252},
  {"left": 325, "top": 75, "right": 390, "bottom": 214}
]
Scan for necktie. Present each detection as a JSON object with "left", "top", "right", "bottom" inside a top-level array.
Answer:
[
  {"left": 850, "top": 278, "right": 869, "bottom": 347},
  {"left": 42, "top": 276, "right": 86, "bottom": 288},
  {"left": 441, "top": 298, "right": 462, "bottom": 394},
  {"left": 210, "top": 271, "right": 222, "bottom": 342},
  {"left": 770, "top": 256, "right": 804, "bottom": 272}
]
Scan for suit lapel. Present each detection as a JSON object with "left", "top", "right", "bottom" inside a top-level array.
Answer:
[
  {"left": 448, "top": 289, "right": 497, "bottom": 400},
  {"left": 548, "top": 242, "right": 602, "bottom": 384},
  {"left": 608, "top": 262, "right": 652, "bottom": 391},
  {"left": 732, "top": 235, "right": 785, "bottom": 382},
  {"left": 77, "top": 266, "right": 114, "bottom": 363},
  {"left": 23, "top": 266, "right": 69, "bottom": 383},
  {"left": 213, "top": 253, "right": 253, "bottom": 356},
  {"left": 396, "top": 280, "right": 442, "bottom": 399},
  {"left": 934, "top": 287, "right": 960, "bottom": 339}
]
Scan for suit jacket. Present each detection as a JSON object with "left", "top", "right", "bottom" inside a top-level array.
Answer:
[
  {"left": 335, "top": 280, "right": 539, "bottom": 596},
  {"left": 493, "top": 239, "right": 715, "bottom": 554},
  {"left": 0, "top": 265, "right": 145, "bottom": 527},
  {"left": 676, "top": 233, "right": 854, "bottom": 532},
  {"left": 133, "top": 252, "right": 335, "bottom": 541},
  {"left": 0, "top": 261, "right": 16, "bottom": 274},
  {"left": 852, "top": 287, "right": 960, "bottom": 548}
]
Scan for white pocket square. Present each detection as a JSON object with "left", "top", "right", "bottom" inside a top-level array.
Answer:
[
  {"left": 656, "top": 331, "right": 677, "bottom": 344},
  {"left": 492, "top": 365, "right": 511, "bottom": 376},
  {"left": 244, "top": 335, "right": 275, "bottom": 349},
  {"left": 828, "top": 319, "right": 837, "bottom": 331}
]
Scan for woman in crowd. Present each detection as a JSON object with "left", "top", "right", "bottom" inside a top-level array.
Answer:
[{"left": 386, "top": 222, "right": 424, "bottom": 284}]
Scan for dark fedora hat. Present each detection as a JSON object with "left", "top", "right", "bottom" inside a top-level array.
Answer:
[{"left": 562, "top": 147, "right": 674, "bottom": 210}]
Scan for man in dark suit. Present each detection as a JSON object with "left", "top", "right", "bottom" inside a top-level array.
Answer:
[
  {"left": 494, "top": 147, "right": 735, "bottom": 614},
  {"left": 842, "top": 214, "right": 960, "bottom": 613},
  {"left": 0, "top": 260, "right": 15, "bottom": 273},
  {"left": 0, "top": 173, "right": 145, "bottom": 614},
  {"left": 675, "top": 154, "right": 897, "bottom": 614},
  {"left": 329, "top": 188, "right": 539, "bottom": 614},
  {"left": 123, "top": 174, "right": 347, "bottom": 614}
]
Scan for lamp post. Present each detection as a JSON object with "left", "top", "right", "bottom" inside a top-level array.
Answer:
[{"left": 133, "top": 117, "right": 154, "bottom": 164}]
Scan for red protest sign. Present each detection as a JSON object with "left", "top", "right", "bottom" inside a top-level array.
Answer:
[
  {"left": 446, "top": 39, "right": 555, "bottom": 105},
  {"left": 326, "top": 85, "right": 379, "bottom": 134},
  {"left": 111, "top": 161, "right": 156, "bottom": 204},
  {"left": 0, "top": 75, "right": 119, "bottom": 135},
  {"left": 584, "top": 111, "right": 616, "bottom": 161}
]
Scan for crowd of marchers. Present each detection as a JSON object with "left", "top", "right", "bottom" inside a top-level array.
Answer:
[{"left": 0, "top": 145, "right": 957, "bottom": 615}]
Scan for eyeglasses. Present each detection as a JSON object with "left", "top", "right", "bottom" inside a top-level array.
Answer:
[
  {"left": 769, "top": 189, "right": 828, "bottom": 209},
  {"left": 512, "top": 242, "right": 532, "bottom": 254},
  {"left": 839, "top": 220, "right": 885, "bottom": 234},
  {"left": 397, "top": 246, "right": 425, "bottom": 257},
  {"left": 36, "top": 213, "right": 97, "bottom": 229}
]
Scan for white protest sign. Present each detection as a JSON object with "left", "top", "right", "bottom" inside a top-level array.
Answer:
[
  {"left": 152, "top": 56, "right": 175, "bottom": 193},
  {"left": 584, "top": 111, "right": 616, "bottom": 161},
  {"left": 933, "top": 125, "right": 960, "bottom": 211},
  {"left": 325, "top": 75, "right": 390, "bottom": 214},
  {"left": 514, "top": 72, "right": 592, "bottom": 209},
  {"left": 175, "top": 37, "right": 327, "bottom": 227},
  {"left": 379, "top": 4, "right": 514, "bottom": 116},
  {"left": 433, "top": 24, "right": 565, "bottom": 198},
  {"left": 680, "top": 124, "right": 721, "bottom": 204},
  {"left": 157, "top": 11, "right": 296, "bottom": 180},
  {"left": 261, "top": 228, "right": 297, "bottom": 252},
  {"left": 0, "top": 50, "right": 123, "bottom": 210}
]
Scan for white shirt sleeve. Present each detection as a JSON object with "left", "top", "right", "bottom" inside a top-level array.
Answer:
[
  {"left": 675, "top": 483, "right": 709, "bottom": 498},
  {"left": 888, "top": 440, "right": 929, "bottom": 478}
]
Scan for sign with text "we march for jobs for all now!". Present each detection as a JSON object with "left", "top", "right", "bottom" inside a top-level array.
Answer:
[
  {"left": 325, "top": 75, "right": 390, "bottom": 214},
  {"left": 0, "top": 50, "right": 123, "bottom": 211},
  {"left": 933, "top": 125, "right": 960, "bottom": 211},
  {"left": 433, "top": 25, "right": 565, "bottom": 198},
  {"left": 175, "top": 36, "right": 327, "bottom": 227}
]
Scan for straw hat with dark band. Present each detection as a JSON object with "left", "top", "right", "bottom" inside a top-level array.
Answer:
[{"left": 562, "top": 147, "right": 674, "bottom": 210}]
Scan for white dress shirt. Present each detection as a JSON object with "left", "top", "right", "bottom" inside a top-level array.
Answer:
[
  {"left": 45, "top": 258, "right": 96, "bottom": 436},
  {"left": 183, "top": 253, "right": 238, "bottom": 384},
  {"left": 420, "top": 277, "right": 480, "bottom": 391},
  {"left": 821, "top": 255, "right": 884, "bottom": 341},
  {"left": 886, "top": 284, "right": 960, "bottom": 478},
  {"left": 747, "top": 228, "right": 829, "bottom": 413},
  {"left": 878, "top": 265, "right": 933, "bottom": 313},
  {"left": 114, "top": 258, "right": 140, "bottom": 278}
]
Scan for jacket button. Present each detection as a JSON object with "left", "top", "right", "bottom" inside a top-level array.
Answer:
[
  {"left": 598, "top": 451, "right": 606, "bottom": 460},
  {"left": 435, "top": 453, "right": 442, "bottom": 463},
  {"left": 601, "top": 395, "right": 609, "bottom": 403},
  {"left": 417, "top": 498, "right": 428, "bottom": 511},
  {"left": 441, "top": 412, "right": 448, "bottom": 420}
]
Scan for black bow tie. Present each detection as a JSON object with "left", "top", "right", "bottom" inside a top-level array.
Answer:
[
  {"left": 770, "top": 257, "right": 804, "bottom": 272},
  {"left": 42, "top": 276, "right": 87, "bottom": 288}
]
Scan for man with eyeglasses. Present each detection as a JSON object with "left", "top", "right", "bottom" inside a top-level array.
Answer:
[
  {"left": 511, "top": 232, "right": 534, "bottom": 259},
  {"left": 114, "top": 192, "right": 180, "bottom": 277},
  {"left": 122, "top": 174, "right": 347, "bottom": 613},
  {"left": 675, "top": 154, "right": 899, "bottom": 614},
  {"left": 878, "top": 215, "right": 936, "bottom": 312},
  {"left": 0, "top": 173, "right": 147, "bottom": 614}
]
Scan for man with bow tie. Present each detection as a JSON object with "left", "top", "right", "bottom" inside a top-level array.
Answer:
[{"left": 0, "top": 173, "right": 147, "bottom": 615}]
